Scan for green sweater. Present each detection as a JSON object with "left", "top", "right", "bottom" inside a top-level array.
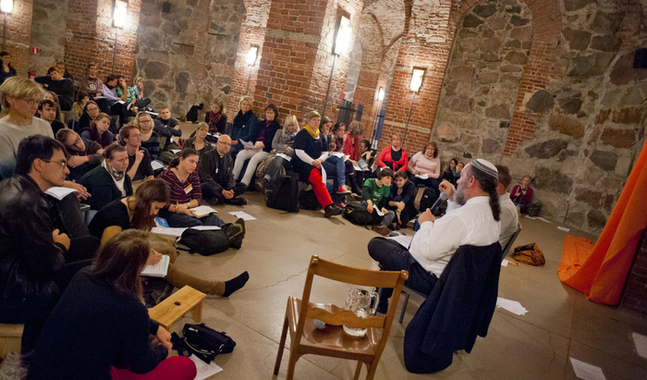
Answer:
[{"left": 362, "top": 178, "right": 390, "bottom": 209}]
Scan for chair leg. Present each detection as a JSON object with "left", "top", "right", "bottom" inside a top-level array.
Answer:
[
  {"left": 398, "top": 292, "right": 410, "bottom": 324},
  {"left": 353, "top": 361, "right": 363, "bottom": 380},
  {"left": 273, "top": 315, "right": 289, "bottom": 375},
  {"left": 365, "top": 361, "right": 378, "bottom": 380},
  {"left": 286, "top": 352, "right": 299, "bottom": 380}
]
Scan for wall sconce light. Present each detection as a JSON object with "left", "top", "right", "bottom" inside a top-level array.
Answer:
[
  {"left": 111, "top": 0, "right": 128, "bottom": 74},
  {"left": 323, "top": 15, "right": 352, "bottom": 120},
  {"left": 1, "top": 0, "right": 12, "bottom": 51},
  {"left": 403, "top": 67, "right": 426, "bottom": 144},
  {"left": 377, "top": 87, "right": 384, "bottom": 101},
  {"left": 246, "top": 46, "right": 259, "bottom": 94}
]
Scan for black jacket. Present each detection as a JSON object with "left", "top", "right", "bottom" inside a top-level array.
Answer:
[
  {"left": 80, "top": 166, "right": 133, "bottom": 211},
  {"left": 0, "top": 175, "right": 65, "bottom": 306},
  {"left": 198, "top": 149, "right": 235, "bottom": 193}
]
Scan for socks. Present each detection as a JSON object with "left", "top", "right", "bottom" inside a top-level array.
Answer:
[{"left": 222, "top": 271, "right": 250, "bottom": 297}]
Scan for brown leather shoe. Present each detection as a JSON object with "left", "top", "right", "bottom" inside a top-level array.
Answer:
[{"left": 373, "top": 224, "right": 391, "bottom": 236}]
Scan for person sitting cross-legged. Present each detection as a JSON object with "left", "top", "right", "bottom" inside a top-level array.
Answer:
[
  {"left": 198, "top": 134, "right": 247, "bottom": 206},
  {"left": 362, "top": 167, "right": 397, "bottom": 236},
  {"left": 119, "top": 124, "right": 154, "bottom": 181},
  {"left": 367, "top": 159, "right": 502, "bottom": 313},
  {"left": 154, "top": 106, "right": 182, "bottom": 153},
  {"left": 134, "top": 111, "right": 161, "bottom": 161},
  {"left": 510, "top": 175, "right": 533, "bottom": 214}
]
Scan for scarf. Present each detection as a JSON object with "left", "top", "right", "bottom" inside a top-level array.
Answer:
[
  {"left": 207, "top": 111, "right": 222, "bottom": 133},
  {"left": 102, "top": 160, "right": 126, "bottom": 196},
  {"left": 304, "top": 124, "right": 319, "bottom": 139}
]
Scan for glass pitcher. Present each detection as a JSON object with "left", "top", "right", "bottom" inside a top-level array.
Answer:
[{"left": 342, "top": 288, "right": 379, "bottom": 338}]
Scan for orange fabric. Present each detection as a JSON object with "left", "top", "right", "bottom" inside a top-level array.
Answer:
[{"left": 559, "top": 141, "right": 647, "bottom": 305}]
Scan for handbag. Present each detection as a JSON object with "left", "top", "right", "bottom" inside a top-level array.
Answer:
[
  {"left": 512, "top": 243, "right": 545, "bottom": 266},
  {"left": 171, "top": 323, "right": 236, "bottom": 364}
]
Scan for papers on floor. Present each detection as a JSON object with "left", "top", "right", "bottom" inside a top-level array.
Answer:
[
  {"left": 569, "top": 357, "right": 606, "bottom": 380},
  {"left": 45, "top": 187, "right": 78, "bottom": 200},
  {"left": 141, "top": 255, "right": 170, "bottom": 277},
  {"left": 496, "top": 297, "right": 528, "bottom": 316},
  {"left": 151, "top": 227, "right": 187, "bottom": 236},
  {"left": 501, "top": 259, "right": 520, "bottom": 267},
  {"left": 536, "top": 216, "right": 552, "bottom": 223},
  {"left": 276, "top": 153, "right": 292, "bottom": 161},
  {"left": 229, "top": 211, "right": 256, "bottom": 220},
  {"left": 415, "top": 174, "right": 429, "bottom": 180},
  {"left": 188, "top": 354, "right": 223, "bottom": 380},
  {"left": 501, "top": 259, "right": 508, "bottom": 267},
  {"left": 151, "top": 160, "right": 164, "bottom": 171},
  {"left": 524, "top": 215, "right": 537, "bottom": 220},
  {"left": 557, "top": 226, "right": 570, "bottom": 232},
  {"left": 388, "top": 234, "right": 412, "bottom": 248},
  {"left": 190, "top": 205, "right": 217, "bottom": 217},
  {"left": 190, "top": 225, "right": 221, "bottom": 231},
  {"left": 632, "top": 332, "right": 647, "bottom": 359}
]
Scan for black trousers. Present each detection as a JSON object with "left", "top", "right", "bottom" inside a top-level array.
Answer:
[
  {"left": 367, "top": 237, "right": 438, "bottom": 301},
  {"left": 201, "top": 182, "right": 247, "bottom": 204}
]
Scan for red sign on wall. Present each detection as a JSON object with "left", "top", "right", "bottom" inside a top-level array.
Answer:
[{"left": 31, "top": 47, "right": 39, "bottom": 55}]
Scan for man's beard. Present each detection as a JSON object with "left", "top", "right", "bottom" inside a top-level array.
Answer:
[{"left": 455, "top": 186, "right": 466, "bottom": 206}]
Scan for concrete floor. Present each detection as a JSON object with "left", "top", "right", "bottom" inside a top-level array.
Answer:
[{"left": 166, "top": 191, "right": 647, "bottom": 380}]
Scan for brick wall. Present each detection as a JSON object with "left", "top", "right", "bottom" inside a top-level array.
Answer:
[
  {"left": 622, "top": 229, "right": 647, "bottom": 316},
  {"left": 2, "top": 0, "right": 34, "bottom": 77}
]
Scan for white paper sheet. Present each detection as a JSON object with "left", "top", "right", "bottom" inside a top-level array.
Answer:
[
  {"left": 501, "top": 259, "right": 509, "bottom": 267},
  {"left": 151, "top": 227, "right": 187, "bottom": 236},
  {"left": 524, "top": 215, "right": 537, "bottom": 220},
  {"left": 188, "top": 354, "right": 223, "bottom": 379},
  {"left": 190, "top": 225, "right": 221, "bottom": 231},
  {"left": 557, "top": 226, "right": 570, "bottom": 232},
  {"left": 141, "top": 255, "right": 170, "bottom": 277},
  {"left": 496, "top": 297, "right": 528, "bottom": 316},
  {"left": 569, "top": 357, "right": 606, "bottom": 380},
  {"left": 388, "top": 235, "right": 412, "bottom": 248},
  {"left": 537, "top": 217, "right": 552, "bottom": 223},
  {"left": 190, "top": 205, "right": 217, "bottom": 217},
  {"left": 415, "top": 174, "right": 429, "bottom": 180},
  {"left": 632, "top": 332, "right": 647, "bottom": 359},
  {"left": 45, "top": 187, "right": 78, "bottom": 200},
  {"left": 151, "top": 160, "right": 164, "bottom": 171},
  {"left": 228, "top": 211, "right": 257, "bottom": 220},
  {"left": 239, "top": 140, "right": 254, "bottom": 149},
  {"left": 276, "top": 153, "right": 292, "bottom": 162}
]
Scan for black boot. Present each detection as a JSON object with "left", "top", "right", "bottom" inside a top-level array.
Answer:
[{"left": 324, "top": 204, "right": 343, "bottom": 218}]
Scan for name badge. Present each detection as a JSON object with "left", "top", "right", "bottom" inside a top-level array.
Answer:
[{"left": 184, "top": 184, "right": 193, "bottom": 194}]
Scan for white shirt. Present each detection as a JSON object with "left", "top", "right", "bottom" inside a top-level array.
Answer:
[
  {"left": 499, "top": 193, "right": 519, "bottom": 249},
  {"left": 409, "top": 196, "right": 501, "bottom": 277},
  {"left": 0, "top": 116, "right": 53, "bottom": 179}
]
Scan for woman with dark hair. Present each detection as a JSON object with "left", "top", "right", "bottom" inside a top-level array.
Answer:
[
  {"left": 27, "top": 230, "right": 198, "bottom": 380},
  {"left": 442, "top": 158, "right": 461, "bottom": 187},
  {"left": 408, "top": 141, "right": 441, "bottom": 189},
  {"left": 229, "top": 96, "right": 258, "bottom": 157},
  {"left": 80, "top": 144, "right": 132, "bottom": 211},
  {"left": 362, "top": 167, "right": 396, "bottom": 236},
  {"left": 73, "top": 100, "right": 100, "bottom": 132},
  {"left": 376, "top": 134, "right": 408, "bottom": 173},
  {"left": 34, "top": 67, "right": 74, "bottom": 111},
  {"left": 205, "top": 99, "right": 227, "bottom": 135},
  {"left": 0, "top": 51, "right": 16, "bottom": 84},
  {"left": 388, "top": 171, "right": 417, "bottom": 228},
  {"left": 88, "top": 180, "right": 249, "bottom": 297},
  {"left": 233, "top": 103, "right": 280, "bottom": 188},
  {"left": 322, "top": 122, "right": 351, "bottom": 202},
  {"left": 80, "top": 112, "right": 115, "bottom": 148},
  {"left": 72, "top": 90, "right": 89, "bottom": 121}
]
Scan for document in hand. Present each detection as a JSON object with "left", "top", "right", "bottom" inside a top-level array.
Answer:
[
  {"left": 190, "top": 205, "right": 217, "bottom": 218},
  {"left": 239, "top": 140, "right": 254, "bottom": 149},
  {"left": 141, "top": 255, "right": 170, "bottom": 277},
  {"left": 45, "top": 187, "right": 78, "bottom": 201}
]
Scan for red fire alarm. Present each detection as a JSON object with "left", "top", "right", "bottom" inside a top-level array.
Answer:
[{"left": 31, "top": 47, "right": 40, "bottom": 55}]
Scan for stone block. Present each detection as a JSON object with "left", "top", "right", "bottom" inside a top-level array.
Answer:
[
  {"left": 611, "top": 107, "right": 642, "bottom": 124},
  {"left": 590, "top": 11, "right": 623, "bottom": 35},
  {"left": 175, "top": 72, "right": 190, "bottom": 93},
  {"left": 447, "top": 94, "right": 474, "bottom": 112},
  {"left": 510, "top": 15, "right": 529, "bottom": 26},
  {"left": 459, "top": 38, "right": 480, "bottom": 51},
  {"left": 564, "top": 0, "right": 596, "bottom": 12},
  {"left": 575, "top": 188, "right": 603, "bottom": 208},
  {"left": 566, "top": 210, "right": 585, "bottom": 229},
  {"left": 558, "top": 149, "right": 578, "bottom": 162},
  {"left": 587, "top": 209, "right": 607, "bottom": 231},
  {"left": 563, "top": 28, "right": 591, "bottom": 51},
  {"left": 463, "top": 14, "right": 484, "bottom": 28},
  {"left": 510, "top": 26, "right": 532, "bottom": 42},
  {"left": 478, "top": 72, "right": 500, "bottom": 84},
  {"left": 525, "top": 139, "right": 568, "bottom": 159},
  {"left": 504, "top": 51, "right": 527, "bottom": 65},
  {"left": 526, "top": 90, "right": 555, "bottom": 114},
  {"left": 590, "top": 35, "right": 622, "bottom": 52},
  {"left": 604, "top": 194, "right": 616, "bottom": 211},
  {"left": 589, "top": 150, "right": 618, "bottom": 171},
  {"left": 620, "top": 85, "right": 646, "bottom": 106},
  {"left": 435, "top": 122, "right": 460, "bottom": 143},
  {"left": 534, "top": 166, "right": 573, "bottom": 194},
  {"left": 485, "top": 104, "right": 510, "bottom": 119},
  {"left": 482, "top": 138, "right": 501, "bottom": 154},
  {"left": 472, "top": 4, "right": 497, "bottom": 18},
  {"left": 489, "top": 17, "right": 506, "bottom": 30},
  {"left": 548, "top": 114, "right": 585, "bottom": 138},
  {"left": 500, "top": 65, "right": 522, "bottom": 72},
  {"left": 480, "top": 38, "right": 501, "bottom": 52},
  {"left": 615, "top": 152, "right": 633, "bottom": 177},
  {"left": 144, "top": 61, "right": 169, "bottom": 80},
  {"left": 451, "top": 66, "right": 474, "bottom": 82},
  {"left": 558, "top": 95, "right": 583, "bottom": 114},
  {"left": 482, "top": 52, "right": 500, "bottom": 62},
  {"left": 600, "top": 128, "right": 635, "bottom": 148}
]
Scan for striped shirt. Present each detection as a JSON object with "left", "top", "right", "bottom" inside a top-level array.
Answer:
[{"left": 158, "top": 169, "right": 202, "bottom": 204}]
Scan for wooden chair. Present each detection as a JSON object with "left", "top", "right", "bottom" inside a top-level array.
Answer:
[
  {"left": 273, "top": 255, "right": 408, "bottom": 380},
  {"left": 0, "top": 323, "right": 23, "bottom": 358},
  {"left": 149, "top": 286, "right": 205, "bottom": 331},
  {"left": 501, "top": 223, "right": 522, "bottom": 261}
]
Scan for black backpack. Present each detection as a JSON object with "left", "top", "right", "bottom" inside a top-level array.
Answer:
[
  {"left": 419, "top": 187, "right": 439, "bottom": 213},
  {"left": 266, "top": 172, "right": 299, "bottom": 213},
  {"left": 342, "top": 201, "right": 374, "bottom": 227},
  {"left": 298, "top": 189, "right": 321, "bottom": 210},
  {"left": 180, "top": 229, "right": 230, "bottom": 255}
]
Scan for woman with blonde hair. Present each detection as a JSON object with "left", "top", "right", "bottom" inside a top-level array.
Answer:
[
  {"left": 229, "top": 96, "right": 258, "bottom": 158},
  {"left": 134, "top": 111, "right": 160, "bottom": 161},
  {"left": 182, "top": 122, "right": 214, "bottom": 157},
  {"left": 256, "top": 113, "right": 300, "bottom": 193}
]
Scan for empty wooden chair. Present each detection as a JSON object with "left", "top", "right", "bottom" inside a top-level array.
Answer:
[{"left": 273, "top": 255, "right": 408, "bottom": 380}]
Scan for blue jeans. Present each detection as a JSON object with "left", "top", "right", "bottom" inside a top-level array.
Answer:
[
  {"left": 323, "top": 156, "right": 345, "bottom": 186},
  {"left": 158, "top": 210, "right": 225, "bottom": 227}
]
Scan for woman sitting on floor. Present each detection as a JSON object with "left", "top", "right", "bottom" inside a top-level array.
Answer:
[
  {"left": 205, "top": 99, "right": 227, "bottom": 136},
  {"left": 362, "top": 167, "right": 396, "bottom": 236},
  {"left": 80, "top": 112, "right": 115, "bottom": 148},
  {"left": 323, "top": 122, "right": 351, "bottom": 204},
  {"left": 229, "top": 96, "right": 258, "bottom": 158},
  {"left": 88, "top": 180, "right": 249, "bottom": 297},
  {"left": 256, "top": 114, "right": 300, "bottom": 193},
  {"left": 183, "top": 122, "right": 214, "bottom": 157},
  {"left": 376, "top": 134, "right": 408, "bottom": 173},
  {"left": 388, "top": 170, "right": 417, "bottom": 228},
  {"left": 80, "top": 144, "right": 132, "bottom": 212},
  {"left": 408, "top": 141, "right": 441, "bottom": 189},
  {"left": 134, "top": 111, "right": 161, "bottom": 161},
  {"left": 27, "top": 230, "right": 198, "bottom": 380}
]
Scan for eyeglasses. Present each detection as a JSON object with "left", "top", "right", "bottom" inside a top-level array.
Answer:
[
  {"left": 41, "top": 159, "right": 68, "bottom": 169},
  {"left": 66, "top": 135, "right": 82, "bottom": 149},
  {"left": 86, "top": 106, "right": 99, "bottom": 112},
  {"left": 20, "top": 98, "right": 42, "bottom": 106},
  {"left": 138, "top": 119, "right": 151, "bottom": 124}
]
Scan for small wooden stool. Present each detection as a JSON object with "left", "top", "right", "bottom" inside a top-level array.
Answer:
[
  {"left": 149, "top": 286, "right": 206, "bottom": 331},
  {"left": 0, "top": 323, "right": 23, "bottom": 358}
]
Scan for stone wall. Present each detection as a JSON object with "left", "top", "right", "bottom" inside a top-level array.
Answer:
[
  {"left": 2, "top": 0, "right": 34, "bottom": 77},
  {"left": 137, "top": 0, "right": 245, "bottom": 117},
  {"left": 29, "top": 0, "right": 67, "bottom": 76}
]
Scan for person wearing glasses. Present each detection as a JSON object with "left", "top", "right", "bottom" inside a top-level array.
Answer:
[
  {"left": 0, "top": 135, "right": 100, "bottom": 357},
  {"left": 71, "top": 100, "right": 101, "bottom": 132},
  {"left": 134, "top": 112, "right": 161, "bottom": 161},
  {"left": 55, "top": 129, "right": 103, "bottom": 182}
]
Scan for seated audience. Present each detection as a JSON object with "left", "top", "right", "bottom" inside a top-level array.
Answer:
[
  {"left": 388, "top": 171, "right": 417, "bottom": 228},
  {"left": 368, "top": 159, "right": 501, "bottom": 313},
  {"left": 0, "top": 135, "right": 99, "bottom": 355},
  {"left": 134, "top": 111, "right": 160, "bottom": 161},
  {"left": 320, "top": 116, "right": 333, "bottom": 143},
  {"left": 72, "top": 100, "right": 100, "bottom": 132},
  {"left": 229, "top": 96, "right": 258, "bottom": 157},
  {"left": 183, "top": 122, "right": 214, "bottom": 157},
  {"left": 377, "top": 134, "right": 408, "bottom": 172},
  {"left": 80, "top": 144, "right": 132, "bottom": 211},
  {"left": 441, "top": 158, "right": 460, "bottom": 187},
  {"left": 42, "top": 91, "right": 64, "bottom": 123},
  {"left": 88, "top": 180, "right": 249, "bottom": 294},
  {"left": 205, "top": 99, "right": 227, "bottom": 135},
  {"left": 343, "top": 121, "right": 364, "bottom": 194},
  {"left": 80, "top": 112, "right": 115, "bottom": 148},
  {"left": 154, "top": 106, "right": 182, "bottom": 151},
  {"left": 233, "top": 104, "right": 280, "bottom": 188},
  {"left": 256, "top": 114, "right": 300, "bottom": 193},
  {"left": 362, "top": 167, "right": 396, "bottom": 236},
  {"left": 132, "top": 76, "right": 152, "bottom": 111},
  {"left": 81, "top": 63, "right": 103, "bottom": 101},
  {"left": 34, "top": 67, "right": 74, "bottom": 111},
  {"left": 99, "top": 74, "right": 129, "bottom": 125},
  {"left": 27, "top": 229, "right": 197, "bottom": 380},
  {"left": 158, "top": 149, "right": 228, "bottom": 227},
  {"left": 292, "top": 111, "right": 342, "bottom": 217},
  {"left": 0, "top": 77, "right": 52, "bottom": 180},
  {"left": 115, "top": 75, "right": 137, "bottom": 111},
  {"left": 71, "top": 91, "right": 89, "bottom": 122},
  {"left": 38, "top": 99, "right": 66, "bottom": 135},
  {"left": 409, "top": 141, "right": 441, "bottom": 188},
  {"left": 355, "top": 139, "right": 375, "bottom": 187},
  {"left": 510, "top": 175, "right": 533, "bottom": 213},
  {"left": 323, "top": 122, "right": 350, "bottom": 205},
  {"left": 56, "top": 129, "right": 103, "bottom": 182},
  {"left": 199, "top": 134, "right": 247, "bottom": 206},
  {"left": 496, "top": 165, "right": 519, "bottom": 249},
  {"left": 0, "top": 51, "right": 16, "bottom": 84},
  {"left": 119, "top": 124, "right": 154, "bottom": 181},
  {"left": 55, "top": 61, "right": 73, "bottom": 80}
]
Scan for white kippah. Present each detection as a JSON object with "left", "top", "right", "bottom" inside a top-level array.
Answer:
[{"left": 471, "top": 158, "right": 498, "bottom": 179}]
